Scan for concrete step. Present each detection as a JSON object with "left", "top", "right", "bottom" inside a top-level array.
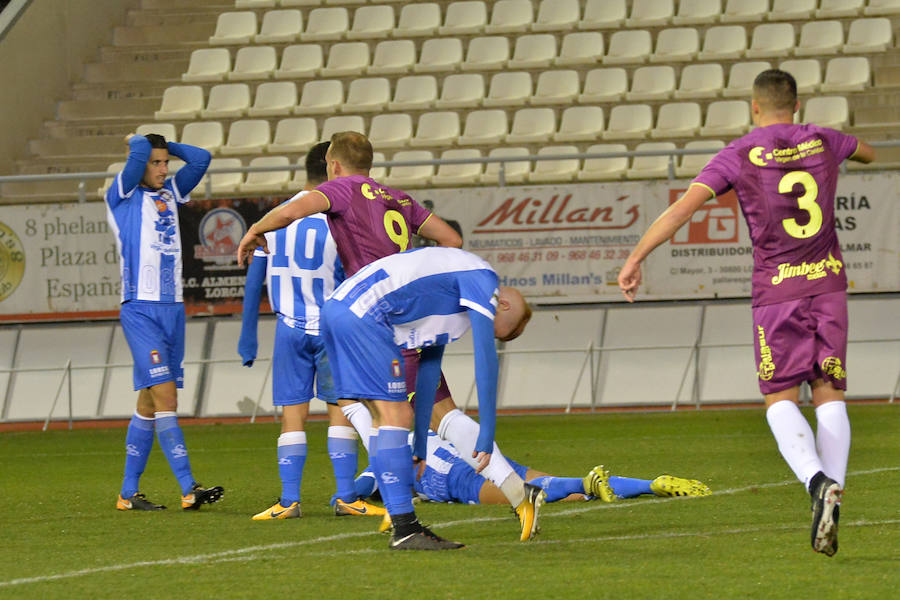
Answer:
[
  {"left": 1, "top": 178, "right": 107, "bottom": 204},
  {"left": 99, "top": 46, "right": 192, "bottom": 63},
  {"left": 28, "top": 135, "right": 126, "bottom": 159},
  {"left": 140, "top": 0, "right": 231, "bottom": 9},
  {"left": 71, "top": 82, "right": 172, "bottom": 101},
  {"left": 43, "top": 121, "right": 138, "bottom": 140},
  {"left": 56, "top": 97, "right": 160, "bottom": 121},
  {"left": 112, "top": 22, "right": 215, "bottom": 46},
  {"left": 16, "top": 156, "right": 117, "bottom": 175},
  {"left": 874, "top": 65, "right": 900, "bottom": 87},
  {"left": 82, "top": 60, "right": 186, "bottom": 84},
  {"left": 127, "top": 9, "right": 220, "bottom": 28}
]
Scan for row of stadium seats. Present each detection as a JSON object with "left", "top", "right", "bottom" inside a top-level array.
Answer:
[
  {"left": 206, "top": 14, "right": 893, "bottom": 63},
  {"left": 215, "top": 0, "right": 900, "bottom": 45}
]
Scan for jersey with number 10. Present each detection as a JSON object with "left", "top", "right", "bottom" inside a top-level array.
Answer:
[
  {"left": 312, "top": 174, "right": 433, "bottom": 276},
  {"left": 693, "top": 123, "right": 859, "bottom": 306}
]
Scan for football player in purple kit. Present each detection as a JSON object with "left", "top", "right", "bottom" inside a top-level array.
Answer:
[
  {"left": 237, "top": 132, "right": 548, "bottom": 542},
  {"left": 618, "top": 70, "right": 874, "bottom": 556}
]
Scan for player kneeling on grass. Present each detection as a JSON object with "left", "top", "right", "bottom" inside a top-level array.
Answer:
[{"left": 320, "top": 247, "right": 531, "bottom": 550}]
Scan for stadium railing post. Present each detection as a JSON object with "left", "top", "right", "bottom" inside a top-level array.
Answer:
[{"left": 42, "top": 358, "right": 71, "bottom": 432}]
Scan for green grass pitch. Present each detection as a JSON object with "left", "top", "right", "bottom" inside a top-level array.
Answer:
[{"left": 0, "top": 405, "right": 897, "bottom": 599}]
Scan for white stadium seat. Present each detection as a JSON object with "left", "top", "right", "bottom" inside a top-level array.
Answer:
[
  {"left": 368, "top": 40, "right": 416, "bottom": 75},
  {"left": 673, "top": 0, "right": 721, "bottom": 25},
  {"left": 201, "top": 83, "right": 250, "bottom": 118},
  {"left": 723, "top": 61, "right": 771, "bottom": 97},
  {"left": 803, "top": 96, "right": 849, "bottom": 129},
  {"left": 155, "top": 85, "right": 204, "bottom": 120},
  {"left": 746, "top": 23, "right": 795, "bottom": 58},
  {"left": 627, "top": 66, "right": 676, "bottom": 101},
  {"left": 320, "top": 42, "right": 369, "bottom": 77},
  {"left": 579, "top": 0, "right": 626, "bottom": 29},
  {"left": 555, "top": 32, "right": 604, "bottom": 65},
  {"left": 843, "top": 18, "right": 893, "bottom": 53},
  {"left": 320, "top": 115, "right": 365, "bottom": 139},
  {"left": 779, "top": 59, "right": 821, "bottom": 94},
  {"left": 700, "top": 100, "right": 751, "bottom": 136},
  {"left": 300, "top": 7, "right": 349, "bottom": 41},
  {"left": 415, "top": 38, "right": 464, "bottom": 73},
  {"left": 486, "top": 0, "right": 534, "bottom": 34},
  {"left": 603, "top": 30, "right": 652, "bottom": 64},
  {"left": 528, "top": 145, "right": 580, "bottom": 183},
  {"left": 626, "top": 142, "right": 676, "bottom": 179},
  {"left": 182, "top": 48, "right": 230, "bottom": 83},
  {"left": 248, "top": 81, "right": 297, "bottom": 117},
  {"left": 296, "top": 80, "right": 343, "bottom": 115},
  {"left": 432, "top": 148, "right": 484, "bottom": 185},
  {"left": 347, "top": 5, "right": 394, "bottom": 40},
  {"left": 651, "top": 102, "right": 702, "bottom": 139},
  {"left": 439, "top": 1, "right": 488, "bottom": 35},
  {"left": 483, "top": 72, "right": 532, "bottom": 107},
  {"left": 435, "top": 73, "right": 485, "bottom": 108},
  {"left": 389, "top": 76, "right": 437, "bottom": 110},
  {"left": 202, "top": 157, "right": 243, "bottom": 194},
  {"left": 865, "top": 0, "right": 900, "bottom": 15},
  {"left": 459, "top": 110, "right": 508, "bottom": 145},
  {"left": 342, "top": 77, "right": 390, "bottom": 113},
  {"left": 369, "top": 152, "right": 387, "bottom": 182},
  {"left": 461, "top": 37, "right": 509, "bottom": 71},
  {"left": 136, "top": 123, "right": 177, "bottom": 143},
  {"left": 794, "top": 21, "right": 844, "bottom": 57},
  {"left": 368, "top": 113, "right": 413, "bottom": 149},
  {"left": 508, "top": 34, "right": 556, "bottom": 69},
  {"left": 676, "top": 140, "right": 725, "bottom": 178},
  {"left": 650, "top": 28, "right": 699, "bottom": 63},
  {"left": 222, "top": 120, "right": 271, "bottom": 156},
  {"left": 577, "top": 144, "right": 628, "bottom": 180},
  {"left": 769, "top": 0, "right": 815, "bottom": 20},
  {"left": 229, "top": 46, "right": 277, "bottom": 81},
  {"left": 394, "top": 3, "right": 441, "bottom": 37},
  {"left": 626, "top": 0, "right": 674, "bottom": 27},
  {"left": 554, "top": 106, "right": 604, "bottom": 142},
  {"left": 268, "top": 118, "right": 317, "bottom": 153},
  {"left": 720, "top": 0, "right": 768, "bottom": 22},
  {"left": 531, "top": 70, "right": 579, "bottom": 105},
  {"left": 579, "top": 68, "right": 628, "bottom": 103},
  {"left": 240, "top": 156, "right": 290, "bottom": 193},
  {"left": 816, "top": 0, "right": 864, "bottom": 17},
  {"left": 181, "top": 121, "right": 225, "bottom": 154},
  {"left": 98, "top": 161, "right": 126, "bottom": 198},
  {"left": 480, "top": 147, "right": 530, "bottom": 184},
  {"left": 410, "top": 112, "right": 460, "bottom": 147},
  {"left": 506, "top": 107, "right": 556, "bottom": 143},
  {"left": 822, "top": 57, "right": 870, "bottom": 92},
  {"left": 602, "top": 104, "right": 652, "bottom": 140},
  {"left": 385, "top": 150, "right": 434, "bottom": 188},
  {"left": 255, "top": 9, "right": 302, "bottom": 43},
  {"left": 533, "top": 0, "right": 579, "bottom": 32},
  {"left": 275, "top": 44, "right": 323, "bottom": 79},
  {"left": 209, "top": 11, "right": 257, "bottom": 45},
  {"left": 698, "top": 26, "right": 747, "bottom": 60},
  {"left": 675, "top": 64, "right": 724, "bottom": 99}
]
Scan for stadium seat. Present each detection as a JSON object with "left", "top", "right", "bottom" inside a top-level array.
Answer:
[
  {"left": 579, "top": 0, "right": 626, "bottom": 29},
  {"left": 275, "top": 44, "right": 323, "bottom": 79},
  {"left": 700, "top": 100, "right": 751, "bottom": 136},
  {"left": 301, "top": 7, "right": 349, "bottom": 41},
  {"left": 255, "top": 9, "right": 302, "bottom": 43},
  {"left": 532, "top": 0, "right": 579, "bottom": 32},
  {"left": 794, "top": 21, "right": 844, "bottom": 56},
  {"left": 385, "top": 150, "right": 434, "bottom": 188},
  {"left": 627, "top": 66, "right": 676, "bottom": 101},
  {"left": 410, "top": 112, "right": 461, "bottom": 147},
  {"left": 506, "top": 108, "right": 556, "bottom": 143},
  {"left": 843, "top": 18, "right": 893, "bottom": 53},
  {"left": 722, "top": 61, "right": 771, "bottom": 97},
  {"left": 439, "top": 1, "right": 488, "bottom": 35},
  {"left": 651, "top": 102, "right": 702, "bottom": 139},
  {"left": 603, "top": 30, "right": 652, "bottom": 64},
  {"left": 248, "top": 81, "right": 297, "bottom": 117},
  {"left": 415, "top": 38, "right": 464, "bottom": 73},
  {"left": 461, "top": 37, "right": 509, "bottom": 71},
  {"left": 209, "top": 11, "right": 257, "bottom": 45},
  {"left": 296, "top": 80, "right": 343, "bottom": 115},
  {"left": 698, "top": 26, "right": 747, "bottom": 60},
  {"left": 342, "top": 77, "right": 390, "bottom": 112},
  {"left": 484, "top": 72, "right": 533, "bottom": 107},
  {"left": 236, "top": 0, "right": 275, "bottom": 8},
  {"left": 268, "top": 118, "right": 317, "bottom": 153},
  {"left": 768, "top": 0, "right": 815, "bottom": 20},
  {"left": 347, "top": 5, "right": 394, "bottom": 39},
  {"left": 865, "top": 0, "right": 900, "bottom": 15},
  {"left": 368, "top": 40, "right": 416, "bottom": 75},
  {"left": 816, "top": 0, "right": 864, "bottom": 17},
  {"left": 626, "top": 142, "right": 676, "bottom": 179},
  {"left": 320, "top": 115, "right": 365, "bottom": 139},
  {"left": 555, "top": 32, "right": 604, "bottom": 65},
  {"left": 577, "top": 144, "right": 628, "bottom": 180},
  {"left": 459, "top": 110, "right": 508, "bottom": 145},
  {"left": 486, "top": 0, "right": 534, "bottom": 33},
  {"left": 201, "top": 83, "right": 251, "bottom": 118},
  {"left": 155, "top": 86, "right": 204, "bottom": 120},
  {"left": 778, "top": 59, "right": 821, "bottom": 94},
  {"left": 435, "top": 73, "right": 485, "bottom": 108},
  {"left": 326, "top": 0, "right": 363, "bottom": 5},
  {"left": 554, "top": 106, "right": 604, "bottom": 141},
  {"left": 221, "top": 120, "right": 270, "bottom": 156},
  {"left": 320, "top": 42, "right": 369, "bottom": 77},
  {"left": 389, "top": 75, "right": 437, "bottom": 110},
  {"left": 432, "top": 148, "right": 484, "bottom": 185},
  {"left": 803, "top": 96, "right": 849, "bottom": 129},
  {"left": 822, "top": 57, "right": 870, "bottom": 92},
  {"left": 531, "top": 70, "right": 580, "bottom": 105},
  {"left": 203, "top": 157, "right": 243, "bottom": 194},
  {"left": 528, "top": 145, "right": 579, "bottom": 183},
  {"left": 579, "top": 68, "right": 628, "bottom": 103},
  {"left": 181, "top": 121, "right": 225, "bottom": 154},
  {"left": 182, "top": 48, "right": 231, "bottom": 83},
  {"left": 136, "top": 123, "right": 177, "bottom": 143},
  {"left": 720, "top": 0, "right": 768, "bottom": 22},
  {"left": 508, "top": 34, "right": 556, "bottom": 69},
  {"left": 673, "top": 0, "right": 721, "bottom": 25},
  {"left": 368, "top": 113, "right": 413, "bottom": 148},
  {"left": 746, "top": 23, "right": 795, "bottom": 58},
  {"left": 674, "top": 64, "right": 724, "bottom": 99},
  {"left": 97, "top": 161, "right": 126, "bottom": 198},
  {"left": 602, "top": 104, "right": 652, "bottom": 140},
  {"left": 650, "top": 28, "right": 699, "bottom": 63},
  {"left": 625, "top": 0, "right": 674, "bottom": 27},
  {"left": 675, "top": 140, "right": 725, "bottom": 178},
  {"left": 369, "top": 152, "right": 387, "bottom": 181},
  {"left": 281, "top": 0, "right": 321, "bottom": 5},
  {"left": 240, "top": 156, "right": 290, "bottom": 193},
  {"left": 480, "top": 147, "right": 530, "bottom": 184},
  {"left": 228, "top": 46, "right": 277, "bottom": 81},
  {"left": 394, "top": 3, "right": 441, "bottom": 37}
]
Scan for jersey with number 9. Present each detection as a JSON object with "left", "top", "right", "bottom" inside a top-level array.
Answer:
[
  {"left": 312, "top": 174, "right": 433, "bottom": 277},
  {"left": 693, "top": 123, "right": 860, "bottom": 306}
]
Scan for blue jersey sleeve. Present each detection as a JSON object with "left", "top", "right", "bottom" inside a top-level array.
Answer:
[
  {"left": 168, "top": 141, "right": 211, "bottom": 200},
  {"left": 238, "top": 255, "right": 267, "bottom": 367},
  {"left": 468, "top": 310, "right": 498, "bottom": 454},
  {"left": 107, "top": 135, "right": 152, "bottom": 209},
  {"left": 412, "top": 345, "right": 444, "bottom": 459}
]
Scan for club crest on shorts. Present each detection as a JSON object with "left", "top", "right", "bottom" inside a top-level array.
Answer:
[
  {"left": 150, "top": 350, "right": 162, "bottom": 365},
  {"left": 391, "top": 359, "right": 401, "bottom": 378}
]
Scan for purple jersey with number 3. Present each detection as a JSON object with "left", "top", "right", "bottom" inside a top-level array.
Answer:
[
  {"left": 312, "top": 175, "right": 433, "bottom": 277},
  {"left": 693, "top": 123, "right": 859, "bottom": 306}
]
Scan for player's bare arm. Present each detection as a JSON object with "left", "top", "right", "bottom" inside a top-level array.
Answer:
[
  {"left": 849, "top": 140, "right": 875, "bottom": 164},
  {"left": 237, "top": 191, "right": 329, "bottom": 266},
  {"left": 618, "top": 183, "right": 714, "bottom": 302},
  {"left": 418, "top": 214, "right": 463, "bottom": 248}
]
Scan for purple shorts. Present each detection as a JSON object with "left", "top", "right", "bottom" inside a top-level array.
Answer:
[
  {"left": 402, "top": 348, "right": 453, "bottom": 408},
  {"left": 751, "top": 291, "right": 848, "bottom": 395}
]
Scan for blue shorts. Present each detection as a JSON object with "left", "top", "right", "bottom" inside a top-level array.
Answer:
[
  {"left": 320, "top": 300, "right": 406, "bottom": 402},
  {"left": 119, "top": 301, "right": 185, "bottom": 391},
  {"left": 272, "top": 318, "right": 336, "bottom": 406},
  {"left": 414, "top": 444, "right": 485, "bottom": 505}
]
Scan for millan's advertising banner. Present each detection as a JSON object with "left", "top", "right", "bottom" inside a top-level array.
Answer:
[{"left": 0, "top": 174, "right": 897, "bottom": 319}]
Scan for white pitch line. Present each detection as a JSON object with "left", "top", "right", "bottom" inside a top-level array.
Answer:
[{"left": 1, "top": 467, "right": 898, "bottom": 588}]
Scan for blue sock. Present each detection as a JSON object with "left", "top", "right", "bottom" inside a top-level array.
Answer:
[
  {"left": 278, "top": 431, "right": 307, "bottom": 505},
  {"left": 528, "top": 476, "right": 587, "bottom": 503},
  {"left": 121, "top": 413, "right": 155, "bottom": 498},
  {"left": 377, "top": 426, "right": 415, "bottom": 515},
  {"left": 154, "top": 411, "right": 194, "bottom": 496},
  {"left": 609, "top": 476, "right": 653, "bottom": 499},
  {"left": 353, "top": 463, "right": 377, "bottom": 499},
  {"left": 328, "top": 426, "right": 358, "bottom": 503}
]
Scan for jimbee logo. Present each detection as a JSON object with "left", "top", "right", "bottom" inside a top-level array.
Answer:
[
  {"left": 195, "top": 207, "right": 247, "bottom": 264},
  {"left": 670, "top": 189, "right": 739, "bottom": 244},
  {"left": 0, "top": 221, "right": 25, "bottom": 302}
]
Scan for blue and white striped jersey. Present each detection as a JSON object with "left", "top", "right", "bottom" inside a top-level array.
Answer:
[{"left": 329, "top": 247, "right": 499, "bottom": 348}]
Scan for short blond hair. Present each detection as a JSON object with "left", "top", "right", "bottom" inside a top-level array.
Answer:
[{"left": 329, "top": 131, "right": 373, "bottom": 172}]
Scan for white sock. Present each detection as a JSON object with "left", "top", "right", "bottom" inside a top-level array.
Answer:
[
  {"left": 815, "top": 401, "right": 851, "bottom": 488},
  {"left": 278, "top": 430, "right": 306, "bottom": 446},
  {"left": 437, "top": 408, "right": 525, "bottom": 506},
  {"left": 341, "top": 402, "right": 373, "bottom": 452},
  {"left": 766, "top": 400, "right": 825, "bottom": 490}
]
